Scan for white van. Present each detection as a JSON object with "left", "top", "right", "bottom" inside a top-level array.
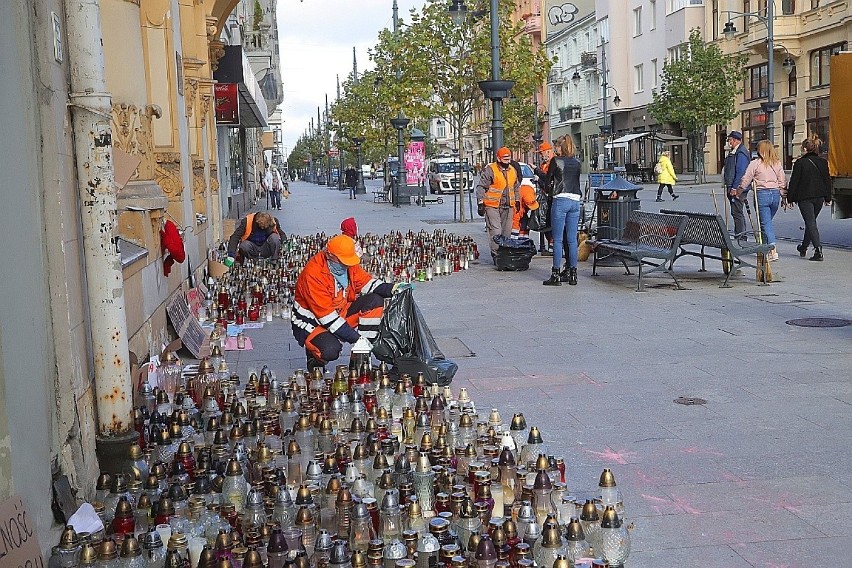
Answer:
[{"left": 426, "top": 156, "right": 474, "bottom": 194}]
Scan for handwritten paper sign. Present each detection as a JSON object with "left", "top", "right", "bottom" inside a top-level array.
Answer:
[
  {"left": 166, "top": 290, "right": 210, "bottom": 359},
  {"left": 0, "top": 495, "right": 42, "bottom": 568}
]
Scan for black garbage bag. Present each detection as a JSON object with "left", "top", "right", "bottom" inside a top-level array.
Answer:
[
  {"left": 527, "top": 192, "right": 550, "bottom": 232},
  {"left": 493, "top": 235, "right": 537, "bottom": 271},
  {"left": 372, "top": 288, "right": 457, "bottom": 385}
]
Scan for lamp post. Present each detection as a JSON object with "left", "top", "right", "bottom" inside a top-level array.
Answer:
[
  {"left": 449, "top": 0, "right": 514, "bottom": 162},
  {"left": 390, "top": 115, "right": 410, "bottom": 208},
  {"left": 722, "top": 3, "right": 793, "bottom": 144},
  {"left": 352, "top": 136, "right": 366, "bottom": 195}
]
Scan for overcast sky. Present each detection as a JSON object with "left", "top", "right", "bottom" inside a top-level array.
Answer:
[{"left": 275, "top": 0, "right": 425, "bottom": 155}]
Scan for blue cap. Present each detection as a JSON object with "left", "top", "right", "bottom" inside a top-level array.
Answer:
[{"left": 727, "top": 130, "right": 743, "bottom": 141}]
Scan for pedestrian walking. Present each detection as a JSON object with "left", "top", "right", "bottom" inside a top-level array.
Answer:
[
  {"left": 476, "top": 147, "right": 521, "bottom": 265},
  {"left": 787, "top": 137, "right": 832, "bottom": 261},
  {"left": 542, "top": 136, "right": 582, "bottom": 286},
  {"left": 724, "top": 131, "right": 752, "bottom": 241},
  {"left": 736, "top": 140, "right": 786, "bottom": 262},
  {"left": 654, "top": 150, "right": 679, "bottom": 202},
  {"left": 345, "top": 167, "right": 358, "bottom": 200},
  {"left": 265, "top": 164, "right": 285, "bottom": 210}
]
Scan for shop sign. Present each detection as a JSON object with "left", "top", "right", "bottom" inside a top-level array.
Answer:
[{"left": 215, "top": 83, "right": 239, "bottom": 125}]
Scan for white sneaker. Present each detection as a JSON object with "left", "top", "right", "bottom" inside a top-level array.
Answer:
[{"left": 767, "top": 249, "right": 779, "bottom": 262}]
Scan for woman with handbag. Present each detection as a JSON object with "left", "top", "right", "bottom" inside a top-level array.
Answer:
[
  {"left": 737, "top": 140, "right": 787, "bottom": 261},
  {"left": 787, "top": 137, "right": 832, "bottom": 261},
  {"left": 542, "top": 136, "right": 582, "bottom": 286}
]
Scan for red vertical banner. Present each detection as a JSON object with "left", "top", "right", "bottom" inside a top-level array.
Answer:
[
  {"left": 405, "top": 141, "right": 425, "bottom": 186},
  {"left": 214, "top": 83, "right": 239, "bottom": 125}
]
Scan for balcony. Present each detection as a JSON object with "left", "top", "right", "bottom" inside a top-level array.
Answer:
[
  {"left": 523, "top": 13, "right": 542, "bottom": 36},
  {"left": 581, "top": 52, "right": 598, "bottom": 68},
  {"left": 558, "top": 106, "right": 582, "bottom": 123}
]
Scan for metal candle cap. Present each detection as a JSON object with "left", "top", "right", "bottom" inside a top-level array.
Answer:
[
  {"left": 325, "top": 476, "right": 342, "bottom": 494},
  {"left": 314, "top": 530, "right": 334, "bottom": 552},
  {"left": 352, "top": 501, "right": 370, "bottom": 520},
  {"left": 381, "top": 489, "right": 400, "bottom": 511},
  {"left": 580, "top": 500, "right": 600, "bottom": 522},
  {"left": 510, "top": 413, "right": 527, "bottom": 431},
  {"left": 287, "top": 439, "right": 301, "bottom": 457},
  {"left": 526, "top": 427, "right": 543, "bottom": 444},
  {"left": 533, "top": 469, "right": 552, "bottom": 491},
  {"left": 295, "top": 505, "right": 314, "bottom": 525},
  {"left": 142, "top": 529, "right": 163, "bottom": 550},
  {"left": 474, "top": 535, "right": 497, "bottom": 561},
  {"left": 267, "top": 529, "right": 288, "bottom": 554},
  {"left": 120, "top": 536, "right": 142, "bottom": 558},
  {"left": 243, "top": 548, "right": 263, "bottom": 568},
  {"left": 274, "top": 486, "right": 293, "bottom": 506},
  {"left": 128, "top": 443, "right": 143, "bottom": 460},
  {"left": 98, "top": 539, "right": 119, "bottom": 560},
  {"left": 199, "top": 547, "right": 217, "bottom": 568},
  {"left": 198, "top": 358, "right": 215, "bottom": 375},
  {"left": 225, "top": 458, "right": 242, "bottom": 477},
  {"left": 565, "top": 518, "right": 586, "bottom": 541},
  {"left": 115, "top": 496, "right": 133, "bottom": 517},
  {"left": 79, "top": 543, "right": 98, "bottom": 565},
  {"left": 296, "top": 484, "right": 313, "bottom": 504},
  {"left": 458, "top": 414, "right": 473, "bottom": 428},
  {"left": 330, "top": 541, "right": 351, "bottom": 565},
  {"left": 246, "top": 487, "right": 264, "bottom": 506},
  {"left": 600, "top": 505, "right": 622, "bottom": 528},
  {"left": 540, "top": 524, "right": 562, "bottom": 548},
  {"left": 598, "top": 468, "right": 617, "bottom": 488}
]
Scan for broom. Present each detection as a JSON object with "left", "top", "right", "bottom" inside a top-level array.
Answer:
[{"left": 745, "top": 186, "right": 771, "bottom": 283}]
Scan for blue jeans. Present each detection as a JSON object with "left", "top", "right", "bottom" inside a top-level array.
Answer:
[
  {"left": 550, "top": 197, "right": 581, "bottom": 270},
  {"left": 756, "top": 189, "right": 780, "bottom": 246}
]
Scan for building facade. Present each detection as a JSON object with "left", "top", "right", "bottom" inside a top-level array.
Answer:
[
  {"left": 708, "top": 0, "right": 851, "bottom": 173},
  {"left": 0, "top": 0, "right": 277, "bottom": 552}
]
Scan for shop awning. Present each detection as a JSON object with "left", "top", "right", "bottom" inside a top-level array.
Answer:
[
  {"left": 649, "top": 132, "right": 688, "bottom": 146},
  {"left": 213, "top": 46, "right": 269, "bottom": 128}
]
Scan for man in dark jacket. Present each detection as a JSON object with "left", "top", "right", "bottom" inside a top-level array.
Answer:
[
  {"left": 345, "top": 167, "right": 358, "bottom": 199},
  {"left": 723, "top": 130, "right": 752, "bottom": 240}
]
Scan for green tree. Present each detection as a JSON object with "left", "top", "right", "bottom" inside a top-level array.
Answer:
[{"left": 648, "top": 29, "right": 748, "bottom": 183}]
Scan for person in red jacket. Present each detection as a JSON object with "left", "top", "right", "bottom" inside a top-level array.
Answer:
[{"left": 291, "top": 234, "right": 405, "bottom": 370}]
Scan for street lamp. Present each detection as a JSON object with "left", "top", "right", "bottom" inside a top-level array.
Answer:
[
  {"left": 448, "top": 0, "right": 514, "bottom": 161},
  {"left": 722, "top": 4, "right": 785, "bottom": 143},
  {"left": 352, "top": 136, "right": 366, "bottom": 195},
  {"left": 390, "top": 115, "right": 410, "bottom": 208}
]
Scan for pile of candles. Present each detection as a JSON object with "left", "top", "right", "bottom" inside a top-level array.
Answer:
[{"left": 51, "top": 361, "right": 630, "bottom": 568}]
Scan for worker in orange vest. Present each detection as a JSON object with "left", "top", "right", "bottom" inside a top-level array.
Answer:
[
  {"left": 476, "top": 147, "right": 521, "bottom": 264},
  {"left": 224, "top": 211, "right": 281, "bottom": 266},
  {"left": 512, "top": 179, "right": 540, "bottom": 237},
  {"left": 291, "top": 234, "right": 409, "bottom": 370}
]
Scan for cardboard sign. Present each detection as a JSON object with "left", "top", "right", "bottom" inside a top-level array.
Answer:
[
  {"left": 0, "top": 495, "right": 43, "bottom": 568},
  {"left": 166, "top": 290, "right": 210, "bottom": 358}
]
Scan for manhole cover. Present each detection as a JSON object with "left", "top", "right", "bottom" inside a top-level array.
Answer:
[
  {"left": 674, "top": 397, "right": 707, "bottom": 406},
  {"left": 786, "top": 318, "right": 852, "bottom": 328}
]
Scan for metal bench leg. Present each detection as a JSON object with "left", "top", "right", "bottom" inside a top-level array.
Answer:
[
  {"left": 699, "top": 245, "right": 707, "bottom": 272},
  {"left": 636, "top": 263, "right": 644, "bottom": 292}
]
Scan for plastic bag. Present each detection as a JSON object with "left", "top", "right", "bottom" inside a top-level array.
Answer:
[
  {"left": 493, "top": 236, "right": 537, "bottom": 271},
  {"left": 373, "top": 288, "right": 457, "bottom": 385},
  {"left": 528, "top": 192, "right": 550, "bottom": 232}
]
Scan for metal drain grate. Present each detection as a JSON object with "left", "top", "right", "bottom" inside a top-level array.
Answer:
[
  {"left": 674, "top": 397, "right": 707, "bottom": 406},
  {"left": 786, "top": 318, "right": 852, "bottom": 328}
]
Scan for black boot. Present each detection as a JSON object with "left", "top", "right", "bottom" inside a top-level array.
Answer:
[
  {"left": 306, "top": 350, "right": 326, "bottom": 373},
  {"left": 568, "top": 267, "right": 578, "bottom": 285},
  {"left": 559, "top": 267, "right": 570, "bottom": 282},
  {"left": 809, "top": 247, "right": 823, "bottom": 261},
  {"left": 797, "top": 244, "right": 807, "bottom": 257},
  {"left": 543, "top": 269, "right": 562, "bottom": 286}
]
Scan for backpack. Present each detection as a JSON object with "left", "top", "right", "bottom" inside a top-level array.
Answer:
[{"left": 654, "top": 161, "right": 663, "bottom": 175}]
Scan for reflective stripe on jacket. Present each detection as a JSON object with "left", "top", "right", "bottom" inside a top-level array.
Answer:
[
  {"left": 483, "top": 163, "right": 519, "bottom": 208},
  {"left": 241, "top": 213, "right": 280, "bottom": 241},
  {"left": 291, "top": 251, "right": 384, "bottom": 338}
]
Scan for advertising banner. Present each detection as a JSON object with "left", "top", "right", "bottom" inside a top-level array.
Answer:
[
  {"left": 215, "top": 83, "right": 239, "bottom": 125},
  {"left": 405, "top": 141, "right": 425, "bottom": 186}
]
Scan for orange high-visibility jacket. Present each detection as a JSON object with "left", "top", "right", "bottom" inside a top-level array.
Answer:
[
  {"left": 483, "top": 163, "right": 519, "bottom": 208},
  {"left": 241, "top": 213, "right": 279, "bottom": 240},
  {"left": 292, "top": 251, "right": 385, "bottom": 336},
  {"left": 512, "top": 183, "right": 540, "bottom": 231}
]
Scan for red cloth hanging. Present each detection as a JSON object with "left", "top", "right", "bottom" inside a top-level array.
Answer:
[{"left": 160, "top": 220, "right": 185, "bottom": 276}]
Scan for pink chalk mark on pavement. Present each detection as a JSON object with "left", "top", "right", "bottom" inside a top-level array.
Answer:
[
  {"left": 582, "top": 447, "right": 635, "bottom": 465},
  {"left": 681, "top": 445, "right": 725, "bottom": 457}
]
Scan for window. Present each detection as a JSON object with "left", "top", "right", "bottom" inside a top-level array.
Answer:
[
  {"left": 781, "top": 0, "right": 795, "bottom": 14},
  {"left": 746, "top": 64, "right": 768, "bottom": 100},
  {"left": 810, "top": 42, "right": 847, "bottom": 88},
  {"left": 635, "top": 64, "right": 644, "bottom": 92},
  {"left": 586, "top": 77, "right": 592, "bottom": 105},
  {"left": 743, "top": 0, "right": 750, "bottom": 32},
  {"left": 650, "top": 1, "right": 657, "bottom": 30},
  {"left": 806, "top": 96, "right": 830, "bottom": 156},
  {"left": 634, "top": 7, "right": 643, "bottom": 36},
  {"left": 436, "top": 120, "right": 446, "bottom": 139},
  {"left": 572, "top": 38, "right": 578, "bottom": 62},
  {"left": 788, "top": 64, "right": 797, "bottom": 97},
  {"left": 667, "top": 44, "right": 688, "bottom": 63},
  {"left": 599, "top": 17, "right": 609, "bottom": 43},
  {"left": 712, "top": 0, "right": 718, "bottom": 39},
  {"left": 741, "top": 108, "right": 768, "bottom": 150},
  {"left": 652, "top": 58, "right": 658, "bottom": 88}
]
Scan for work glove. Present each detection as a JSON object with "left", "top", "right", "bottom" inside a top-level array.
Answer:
[
  {"left": 392, "top": 282, "right": 415, "bottom": 294},
  {"left": 351, "top": 335, "right": 373, "bottom": 354},
  {"left": 477, "top": 203, "right": 486, "bottom": 217},
  {"left": 223, "top": 256, "right": 235, "bottom": 268}
]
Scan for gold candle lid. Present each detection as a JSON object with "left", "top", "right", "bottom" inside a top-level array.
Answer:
[
  {"left": 198, "top": 357, "right": 215, "bottom": 375},
  {"left": 59, "top": 525, "right": 80, "bottom": 550},
  {"left": 97, "top": 539, "right": 119, "bottom": 561},
  {"left": 120, "top": 536, "right": 142, "bottom": 558},
  {"left": 598, "top": 468, "right": 617, "bottom": 488},
  {"left": 79, "top": 543, "right": 98, "bottom": 566},
  {"left": 600, "top": 505, "right": 622, "bottom": 528}
]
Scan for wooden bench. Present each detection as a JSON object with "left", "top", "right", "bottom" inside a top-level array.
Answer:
[
  {"left": 660, "top": 209, "right": 774, "bottom": 287},
  {"left": 590, "top": 211, "right": 688, "bottom": 291}
]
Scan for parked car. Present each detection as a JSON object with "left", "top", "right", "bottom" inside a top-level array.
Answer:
[{"left": 426, "top": 156, "right": 474, "bottom": 194}]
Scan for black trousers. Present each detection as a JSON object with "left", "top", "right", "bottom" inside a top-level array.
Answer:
[
  {"left": 729, "top": 190, "right": 749, "bottom": 238},
  {"left": 797, "top": 197, "right": 824, "bottom": 249},
  {"left": 657, "top": 184, "right": 674, "bottom": 198}
]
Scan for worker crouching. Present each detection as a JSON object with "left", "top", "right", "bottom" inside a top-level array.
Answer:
[{"left": 291, "top": 234, "right": 407, "bottom": 371}]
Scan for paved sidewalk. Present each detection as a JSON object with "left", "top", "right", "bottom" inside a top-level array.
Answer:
[{"left": 229, "top": 179, "right": 852, "bottom": 567}]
